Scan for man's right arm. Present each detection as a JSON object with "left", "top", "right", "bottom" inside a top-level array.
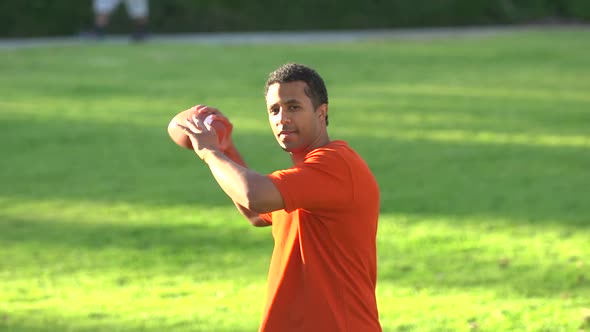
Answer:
[{"left": 186, "top": 106, "right": 274, "bottom": 227}]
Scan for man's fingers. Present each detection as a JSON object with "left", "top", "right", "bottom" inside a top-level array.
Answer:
[
  {"left": 195, "top": 105, "right": 221, "bottom": 116},
  {"left": 175, "top": 117, "right": 199, "bottom": 136},
  {"left": 191, "top": 114, "right": 210, "bottom": 131},
  {"left": 210, "top": 113, "right": 226, "bottom": 121},
  {"left": 184, "top": 115, "right": 202, "bottom": 132},
  {"left": 191, "top": 105, "right": 228, "bottom": 127},
  {"left": 176, "top": 123, "right": 195, "bottom": 137}
]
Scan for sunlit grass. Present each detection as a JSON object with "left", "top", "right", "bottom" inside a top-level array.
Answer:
[
  {"left": 357, "top": 128, "right": 590, "bottom": 148},
  {"left": 1, "top": 29, "right": 589, "bottom": 331}
]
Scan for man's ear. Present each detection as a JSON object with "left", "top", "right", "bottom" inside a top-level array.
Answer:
[{"left": 317, "top": 103, "right": 328, "bottom": 122}]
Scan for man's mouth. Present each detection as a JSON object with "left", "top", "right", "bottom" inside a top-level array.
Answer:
[{"left": 279, "top": 130, "right": 296, "bottom": 137}]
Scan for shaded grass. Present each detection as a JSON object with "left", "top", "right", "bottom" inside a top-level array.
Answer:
[{"left": 1, "top": 29, "right": 589, "bottom": 331}]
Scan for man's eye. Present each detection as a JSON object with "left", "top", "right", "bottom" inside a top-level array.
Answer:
[
  {"left": 288, "top": 105, "right": 299, "bottom": 111},
  {"left": 270, "top": 108, "right": 279, "bottom": 115}
]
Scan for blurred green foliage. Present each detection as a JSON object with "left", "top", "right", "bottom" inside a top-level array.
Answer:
[{"left": 0, "top": 0, "right": 589, "bottom": 37}]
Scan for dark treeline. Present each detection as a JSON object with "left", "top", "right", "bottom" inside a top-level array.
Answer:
[{"left": 1, "top": 0, "right": 588, "bottom": 37}]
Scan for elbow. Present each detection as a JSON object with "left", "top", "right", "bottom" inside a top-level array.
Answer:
[
  {"left": 237, "top": 173, "right": 283, "bottom": 214},
  {"left": 242, "top": 189, "right": 276, "bottom": 214},
  {"left": 243, "top": 196, "right": 275, "bottom": 214},
  {"left": 249, "top": 218, "right": 271, "bottom": 227},
  {"left": 244, "top": 201, "right": 269, "bottom": 215}
]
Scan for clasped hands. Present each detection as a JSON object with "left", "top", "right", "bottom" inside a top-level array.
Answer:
[{"left": 176, "top": 104, "right": 234, "bottom": 161}]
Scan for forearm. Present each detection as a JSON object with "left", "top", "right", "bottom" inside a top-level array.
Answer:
[
  {"left": 203, "top": 149, "right": 257, "bottom": 208},
  {"left": 202, "top": 147, "right": 283, "bottom": 214}
]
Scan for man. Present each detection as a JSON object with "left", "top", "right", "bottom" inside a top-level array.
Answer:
[
  {"left": 92, "top": 0, "right": 149, "bottom": 41},
  {"left": 178, "top": 63, "right": 381, "bottom": 331}
]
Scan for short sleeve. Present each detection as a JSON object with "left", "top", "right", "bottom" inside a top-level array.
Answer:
[{"left": 267, "top": 148, "right": 353, "bottom": 213}]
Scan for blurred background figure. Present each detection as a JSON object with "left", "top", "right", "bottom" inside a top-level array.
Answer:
[{"left": 93, "top": 0, "right": 149, "bottom": 41}]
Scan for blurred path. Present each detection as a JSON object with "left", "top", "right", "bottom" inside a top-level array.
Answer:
[{"left": 0, "top": 24, "right": 588, "bottom": 49}]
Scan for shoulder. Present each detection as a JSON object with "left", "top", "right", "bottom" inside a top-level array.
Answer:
[
  {"left": 304, "top": 140, "right": 366, "bottom": 168},
  {"left": 306, "top": 140, "right": 353, "bottom": 159},
  {"left": 309, "top": 140, "right": 378, "bottom": 189}
]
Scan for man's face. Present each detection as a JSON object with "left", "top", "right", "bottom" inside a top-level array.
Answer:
[{"left": 265, "top": 81, "right": 327, "bottom": 154}]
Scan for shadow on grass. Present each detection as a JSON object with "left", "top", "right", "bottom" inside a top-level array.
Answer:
[
  {"left": 0, "top": 113, "right": 291, "bottom": 209},
  {"left": 1, "top": 114, "right": 588, "bottom": 226},
  {"left": 357, "top": 135, "right": 589, "bottom": 226}
]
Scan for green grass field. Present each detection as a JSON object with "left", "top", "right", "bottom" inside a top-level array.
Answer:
[{"left": 1, "top": 28, "right": 589, "bottom": 331}]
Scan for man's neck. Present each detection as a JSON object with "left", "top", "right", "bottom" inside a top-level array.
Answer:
[{"left": 289, "top": 137, "right": 331, "bottom": 164}]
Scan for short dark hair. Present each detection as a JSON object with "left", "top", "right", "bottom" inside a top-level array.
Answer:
[{"left": 264, "top": 63, "right": 329, "bottom": 125}]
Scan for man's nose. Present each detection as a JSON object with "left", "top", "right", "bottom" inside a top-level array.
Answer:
[{"left": 278, "top": 109, "right": 291, "bottom": 124}]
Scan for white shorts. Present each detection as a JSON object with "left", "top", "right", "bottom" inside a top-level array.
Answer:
[{"left": 93, "top": 0, "right": 149, "bottom": 18}]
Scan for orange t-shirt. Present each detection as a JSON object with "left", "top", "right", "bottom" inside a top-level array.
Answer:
[{"left": 258, "top": 140, "right": 381, "bottom": 332}]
